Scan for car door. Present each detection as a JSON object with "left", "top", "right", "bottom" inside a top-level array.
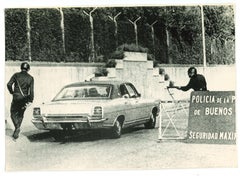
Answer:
[
  {"left": 118, "top": 84, "right": 135, "bottom": 124},
  {"left": 125, "top": 83, "right": 148, "bottom": 123}
]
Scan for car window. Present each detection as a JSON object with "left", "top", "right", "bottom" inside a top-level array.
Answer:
[
  {"left": 119, "top": 84, "right": 129, "bottom": 96},
  {"left": 53, "top": 85, "right": 112, "bottom": 100},
  {"left": 125, "top": 84, "right": 139, "bottom": 98}
]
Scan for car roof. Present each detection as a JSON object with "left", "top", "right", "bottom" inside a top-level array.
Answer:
[{"left": 64, "top": 80, "right": 130, "bottom": 88}]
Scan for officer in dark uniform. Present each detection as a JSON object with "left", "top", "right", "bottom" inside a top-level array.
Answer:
[
  {"left": 7, "top": 62, "right": 34, "bottom": 140},
  {"left": 176, "top": 67, "right": 207, "bottom": 91}
]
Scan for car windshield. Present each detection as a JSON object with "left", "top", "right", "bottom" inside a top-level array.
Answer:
[{"left": 53, "top": 85, "right": 112, "bottom": 101}]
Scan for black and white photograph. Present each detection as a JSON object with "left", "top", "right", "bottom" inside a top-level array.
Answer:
[{"left": 1, "top": 0, "right": 239, "bottom": 175}]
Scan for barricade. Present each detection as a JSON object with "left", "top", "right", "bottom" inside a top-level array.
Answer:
[{"left": 158, "top": 88, "right": 189, "bottom": 140}]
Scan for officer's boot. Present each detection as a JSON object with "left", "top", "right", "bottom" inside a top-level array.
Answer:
[{"left": 13, "top": 127, "right": 20, "bottom": 139}]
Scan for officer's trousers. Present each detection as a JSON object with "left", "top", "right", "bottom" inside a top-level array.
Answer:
[{"left": 10, "top": 101, "right": 26, "bottom": 131}]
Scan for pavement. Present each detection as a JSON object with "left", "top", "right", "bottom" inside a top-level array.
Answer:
[{"left": 4, "top": 105, "right": 239, "bottom": 173}]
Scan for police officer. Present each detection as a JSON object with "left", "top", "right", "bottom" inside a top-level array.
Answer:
[
  {"left": 176, "top": 67, "right": 207, "bottom": 91},
  {"left": 7, "top": 62, "right": 34, "bottom": 140}
]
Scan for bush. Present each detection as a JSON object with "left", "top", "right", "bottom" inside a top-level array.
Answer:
[
  {"left": 95, "top": 67, "right": 108, "bottom": 77},
  {"left": 110, "top": 43, "right": 151, "bottom": 60},
  {"left": 159, "top": 68, "right": 165, "bottom": 75},
  {"left": 164, "top": 74, "right": 170, "bottom": 81},
  {"left": 117, "top": 43, "right": 149, "bottom": 53},
  {"left": 169, "top": 81, "right": 175, "bottom": 87},
  {"left": 109, "top": 50, "right": 124, "bottom": 60},
  {"left": 105, "top": 59, "right": 116, "bottom": 68},
  {"left": 147, "top": 53, "right": 155, "bottom": 61}
]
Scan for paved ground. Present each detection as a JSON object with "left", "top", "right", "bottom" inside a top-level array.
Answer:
[
  {"left": 5, "top": 127, "right": 238, "bottom": 171},
  {"left": 4, "top": 106, "right": 238, "bottom": 172}
]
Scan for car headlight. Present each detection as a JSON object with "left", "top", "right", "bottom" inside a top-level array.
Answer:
[
  {"left": 92, "top": 106, "right": 103, "bottom": 120},
  {"left": 33, "top": 107, "right": 41, "bottom": 116}
]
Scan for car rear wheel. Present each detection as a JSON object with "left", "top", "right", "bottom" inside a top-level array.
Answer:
[
  {"left": 111, "top": 119, "right": 122, "bottom": 138},
  {"left": 144, "top": 113, "right": 156, "bottom": 129}
]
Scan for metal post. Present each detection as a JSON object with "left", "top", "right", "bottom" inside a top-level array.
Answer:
[
  {"left": 128, "top": 17, "right": 141, "bottom": 47},
  {"left": 108, "top": 12, "right": 121, "bottom": 48},
  {"left": 200, "top": 5, "right": 207, "bottom": 72},
  {"left": 26, "top": 8, "right": 31, "bottom": 62},
  {"left": 158, "top": 102, "right": 162, "bottom": 140},
  {"left": 59, "top": 8, "right": 66, "bottom": 55},
  {"left": 148, "top": 21, "right": 157, "bottom": 57},
  {"left": 83, "top": 7, "right": 97, "bottom": 62}
]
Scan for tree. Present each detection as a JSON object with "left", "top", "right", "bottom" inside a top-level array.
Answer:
[
  {"left": 5, "top": 9, "right": 28, "bottom": 61},
  {"left": 204, "top": 6, "right": 235, "bottom": 64},
  {"left": 5, "top": 6, "right": 235, "bottom": 64}
]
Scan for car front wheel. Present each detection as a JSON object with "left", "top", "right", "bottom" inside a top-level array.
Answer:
[
  {"left": 144, "top": 113, "right": 156, "bottom": 129},
  {"left": 111, "top": 119, "right": 122, "bottom": 138}
]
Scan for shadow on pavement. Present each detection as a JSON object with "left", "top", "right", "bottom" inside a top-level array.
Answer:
[
  {"left": 59, "top": 126, "right": 146, "bottom": 144},
  {"left": 20, "top": 126, "right": 146, "bottom": 143}
]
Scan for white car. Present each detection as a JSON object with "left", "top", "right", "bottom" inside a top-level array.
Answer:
[{"left": 32, "top": 80, "right": 159, "bottom": 139}]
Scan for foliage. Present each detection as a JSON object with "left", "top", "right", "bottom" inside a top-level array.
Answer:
[
  {"left": 169, "top": 81, "right": 175, "bottom": 87},
  {"left": 5, "top": 9, "right": 28, "bottom": 61},
  {"left": 94, "top": 67, "right": 108, "bottom": 77},
  {"left": 159, "top": 68, "right": 165, "bottom": 75},
  {"left": 153, "top": 60, "right": 159, "bottom": 68},
  {"left": 164, "top": 74, "right": 170, "bottom": 81},
  {"left": 147, "top": 53, "right": 155, "bottom": 61},
  {"left": 204, "top": 6, "right": 235, "bottom": 64},
  {"left": 5, "top": 6, "right": 235, "bottom": 65},
  {"left": 105, "top": 59, "right": 117, "bottom": 68},
  {"left": 109, "top": 43, "right": 149, "bottom": 60},
  {"left": 118, "top": 43, "right": 149, "bottom": 53},
  {"left": 109, "top": 50, "right": 124, "bottom": 60}
]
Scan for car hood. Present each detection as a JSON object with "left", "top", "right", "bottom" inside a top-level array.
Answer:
[{"left": 38, "top": 100, "right": 107, "bottom": 115}]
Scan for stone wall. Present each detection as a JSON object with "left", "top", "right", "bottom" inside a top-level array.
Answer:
[{"left": 4, "top": 59, "right": 236, "bottom": 121}]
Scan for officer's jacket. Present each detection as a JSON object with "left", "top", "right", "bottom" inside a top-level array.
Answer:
[
  {"left": 180, "top": 74, "right": 207, "bottom": 91},
  {"left": 7, "top": 71, "right": 34, "bottom": 102}
]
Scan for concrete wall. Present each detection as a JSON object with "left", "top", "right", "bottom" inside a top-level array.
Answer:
[
  {"left": 5, "top": 61, "right": 236, "bottom": 121},
  {"left": 157, "top": 65, "right": 236, "bottom": 100},
  {"left": 5, "top": 62, "right": 99, "bottom": 121},
  {"left": 114, "top": 57, "right": 236, "bottom": 100}
]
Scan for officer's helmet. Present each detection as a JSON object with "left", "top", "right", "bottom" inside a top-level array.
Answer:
[
  {"left": 188, "top": 67, "right": 197, "bottom": 78},
  {"left": 21, "top": 62, "right": 30, "bottom": 71}
]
